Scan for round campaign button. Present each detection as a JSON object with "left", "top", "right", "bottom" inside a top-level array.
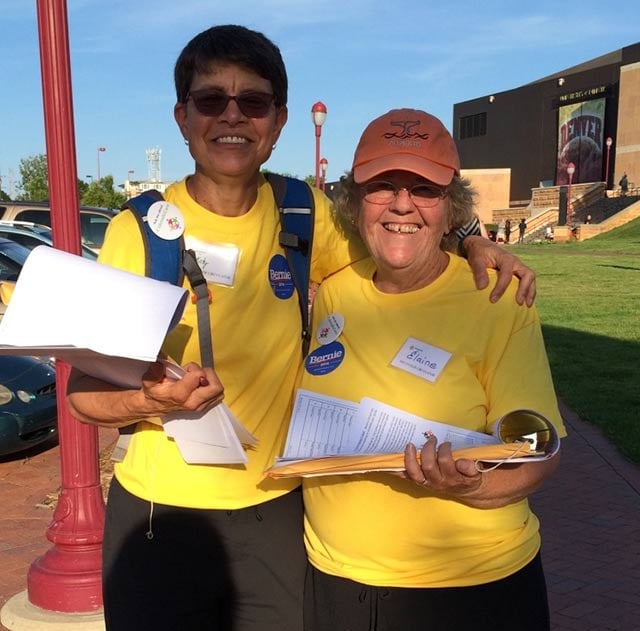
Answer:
[
  {"left": 268, "top": 254, "right": 295, "bottom": 299},
  {"left": 305, "top": 340, "right": 345, "bottom": 376},
  {"left": 316, "top": 313, "right": 345, "bottom": 345},
  {"left": 147, "top": 201, "right": 185, "bottom": 240}
]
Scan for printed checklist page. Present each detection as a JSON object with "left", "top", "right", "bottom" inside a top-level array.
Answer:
[{"left": 282, "top": 390, "right": 497, "bottom": 461}]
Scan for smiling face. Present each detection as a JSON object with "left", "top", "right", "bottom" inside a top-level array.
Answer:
[
  {"left": 358, "top": 170, "right": 451, "bottom": 292},
  {"left": 174, "top": 62, "right": 288, "bottom": 182}
]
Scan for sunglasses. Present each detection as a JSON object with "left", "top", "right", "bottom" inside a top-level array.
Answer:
[
  {"left": 187, "top": 89, "right": 275, "bottom": 118},
  {"left": 362, "top": 180, "right": 447, "bottom": 208}
]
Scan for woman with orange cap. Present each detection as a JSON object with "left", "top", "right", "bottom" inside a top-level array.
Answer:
[{"left": 298, "top": 109, "right": 565, "bottom": 631}]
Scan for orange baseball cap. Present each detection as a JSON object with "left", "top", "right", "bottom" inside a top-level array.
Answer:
[{"left": 352, "top": 108, "right": 460, "bottom": 185}]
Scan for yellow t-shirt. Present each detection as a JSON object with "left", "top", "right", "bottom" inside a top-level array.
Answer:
[
  {"left": 300, "top": 254, "right": 566, "bottom": 588},
  {"left": 100, "top": 176, "right": 360, "bottom": 509}
]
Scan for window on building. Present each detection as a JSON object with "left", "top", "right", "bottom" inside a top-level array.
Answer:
[{"left": 459, "top": 112, "right": 487, "bottom": 139}]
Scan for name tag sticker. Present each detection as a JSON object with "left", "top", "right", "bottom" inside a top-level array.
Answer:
[
  {"left": 184, "top": 236, "right": 240, "bottom": 287},
  {"left": 390, "top": 337, "right": 452, "bottom": 383}
]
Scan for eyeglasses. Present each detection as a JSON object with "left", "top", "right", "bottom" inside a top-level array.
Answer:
[
  {"left": 362, "top": 180, "right": 447, "bottom": 208},
  {"left": 187, "top": 89, "right": 275, "bottom": 118}
]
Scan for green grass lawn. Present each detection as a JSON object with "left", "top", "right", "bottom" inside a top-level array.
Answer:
[{"left": 513, "top": 218, "right": 640, "bottom": 464}]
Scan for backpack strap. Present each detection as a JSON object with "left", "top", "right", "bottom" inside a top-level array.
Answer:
[
  {"left": 264, "top": 173, "right": 315, "bottom": 357},
  {"left": 123, "top": 191, "right": 213, "bottom": 367},
  {"left": 122, "top": 190, "right": 185, "bottom": 285},
  {"left": 183, "top": 249, "right": 214, "bottom": 368}
]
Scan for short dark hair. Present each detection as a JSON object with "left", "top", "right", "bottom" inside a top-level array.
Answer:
[{"left": 174, "top": 25, "right": 288, "bottom": 107}]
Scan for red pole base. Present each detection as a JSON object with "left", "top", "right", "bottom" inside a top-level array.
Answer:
[
  {"left": 27, "top": 542, "right": 103, "bottom": 613},
  {"left": 26, "top": 484, "right": 105, "bottom": 613}
]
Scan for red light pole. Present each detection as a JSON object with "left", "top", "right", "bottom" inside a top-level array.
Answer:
[
  {"left": 311, "top": 101, "right": 327, "bottom": 188},
  {"left": 320, "top": 157, "right": 328, "bottom": 193},
  {"left": 27, "top": 0, "right": 105, "bottom": 613},
  {"left": 567, "top": 162, "right": 575, "bottom": 227},
  {"left": 605, "top": 137, "right": 613, "bottom": 189}
]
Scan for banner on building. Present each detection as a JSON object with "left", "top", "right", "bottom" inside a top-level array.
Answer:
[{"left": 556, "top": 98, "right": 605, "bottom": 185}]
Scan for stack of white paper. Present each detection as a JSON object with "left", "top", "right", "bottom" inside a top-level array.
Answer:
[{"left": 0, "top": 246, "right": 257, "bottom": 464}]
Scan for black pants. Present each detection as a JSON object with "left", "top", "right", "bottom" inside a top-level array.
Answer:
[
  {"left": 304, "top": 552, "right": 550, "bottom": 631},
  {"left": 102, "top": 477, "right": 306, "bottom": 631}
]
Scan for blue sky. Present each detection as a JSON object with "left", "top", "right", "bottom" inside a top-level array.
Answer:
[{"left": 1, "top": 0, "right": 639, "bottom": 197}]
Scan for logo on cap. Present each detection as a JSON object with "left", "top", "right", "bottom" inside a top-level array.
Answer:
[{"left": 384, "top": 120, "right": 430, "bottom": 140}]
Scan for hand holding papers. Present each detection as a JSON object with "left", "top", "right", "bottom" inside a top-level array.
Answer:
[
  {"left": 160, "top": 364, "right": 258, "bottom": 465},
  {"left": 0, "top": 246, "right": 257, "bottom": 465},
  {"left": 265, "top": 390, "right": 559, "bottom": 478}
]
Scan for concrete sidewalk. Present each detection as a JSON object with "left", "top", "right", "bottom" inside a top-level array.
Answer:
[{"left": 0, "top": 406, "right": 639, "bottom": 630}]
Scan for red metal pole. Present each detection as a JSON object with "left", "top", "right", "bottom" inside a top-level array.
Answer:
[
  {"left": 29, "top": 0, "right": 105, "bottom": 612},
  {"left": 310, "top": 101, "right": 326, "bottom": 189},
  {"left": 314, "top": 126, "right": 321, "bottom": 189}
]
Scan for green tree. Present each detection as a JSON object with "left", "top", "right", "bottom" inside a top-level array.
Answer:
[
  {"left": 15, "top": 154, "right": 109, "bottom": 204},
  {"left": 18, "top": 154, "right": 49, "bottom": 201},
  {"left": 80, "top": 175, "right": 126, "bottom": 209},
  {"left": 77, "top": 178, "right": 89, "bottom": 200}
]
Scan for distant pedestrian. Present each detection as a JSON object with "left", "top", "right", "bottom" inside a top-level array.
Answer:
[
  {"left": 619, "top": 172, "right": 629, "bottom": 196},
  {"left": 518, "top": 218, "right": 527, "bottom": 244},
  {"left": 504, "top": 219, "right": 512, "bottom": 243}
]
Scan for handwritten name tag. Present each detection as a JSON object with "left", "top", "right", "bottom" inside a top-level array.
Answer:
[
  {"left": 184, "top": 236, "right": 240, "bottom": 287},
  {"left": 390, "top": 337, "right": 452, "bottom": 383}
]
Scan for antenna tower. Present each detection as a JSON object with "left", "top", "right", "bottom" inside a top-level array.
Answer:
[{"left": 146, "top": 147, "right": 162, "bottom": 182}]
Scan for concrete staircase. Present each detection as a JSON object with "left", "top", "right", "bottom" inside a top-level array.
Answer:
[{"left": 492, "top": 183, "right": 640, "bottom": 243}]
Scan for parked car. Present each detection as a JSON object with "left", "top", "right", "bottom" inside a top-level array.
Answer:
[
  {"left": 0, "top": 202, "right": 117, "bottom": 253},
  {"left": 0, "top": 237, "right": 31, "bottom": 283},
  {"left": 0, "top": 238, "right": 59, "bottom": 456},
  {"left": 0, "top": 221, "right": 98, "bottom": 260},
  {"left": 0, "top": 238, "right": 34, "bottom": 320},
  {"left": 0, "top": 354, "right": 57, "bottom": 457},
  {"left": 0, "top": 237, "right": 93, "bottom": 317}
]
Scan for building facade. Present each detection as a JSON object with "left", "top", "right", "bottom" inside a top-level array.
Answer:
[{"left": 453, "top": 42, "right": 640, "bottom": 205}]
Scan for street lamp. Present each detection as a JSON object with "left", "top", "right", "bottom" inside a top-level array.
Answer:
[
  {"left": 319, "top": 157, "right": 328, "bottom": 193},
  {"left": 97, "top": 146, "right": 106, "bottom": 182},
  {"left": 605, "top": 137, "right": 613, "bottom": 189},
  {"left": 311, "top": 101, "right": 327, "bottom": 188},
  {"left": 567, "top": 162, "right": 575, "bottom": 227}
]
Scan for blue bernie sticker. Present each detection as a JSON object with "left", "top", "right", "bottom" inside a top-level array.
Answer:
[
  {"left": 268, "top": 254, "right": 295, "bottom": 299},
  {"left": 305, "top": 340, "right": 345, "bottom": 375}
]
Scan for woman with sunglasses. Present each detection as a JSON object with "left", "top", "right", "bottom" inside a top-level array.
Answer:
[
  {"left": 298, "top": 109, "right": 565, "bottom": 631},
  {"left": 68, "top": 26, "right": 538, "bottom": 631}
]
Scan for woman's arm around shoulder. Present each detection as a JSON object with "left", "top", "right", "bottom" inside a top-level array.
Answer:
[{"left": 462, "top": 235, "right": 536, "bottom": 307}]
